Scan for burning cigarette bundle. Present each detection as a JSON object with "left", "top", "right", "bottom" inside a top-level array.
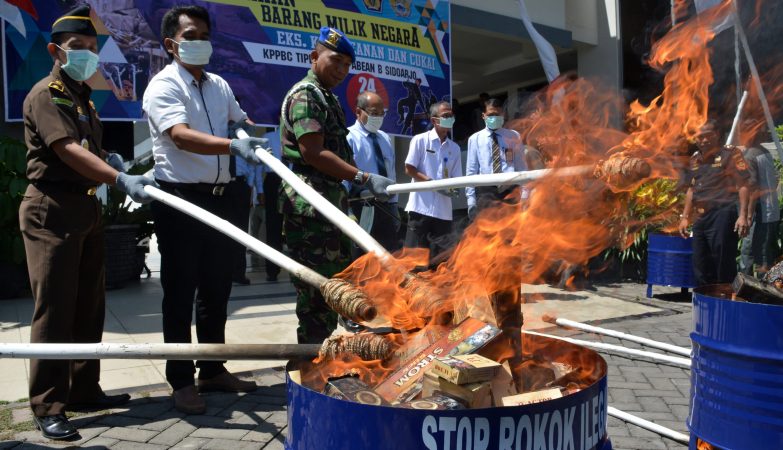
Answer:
[
  {"left": 320, "top": 278, "right": 378, "bottom": 323},
  {"left": 594, "top": 154, "right": 652, "bottom": 190},
  {"left": 319, "top": 333, "right": 393, "bottom": 361}
]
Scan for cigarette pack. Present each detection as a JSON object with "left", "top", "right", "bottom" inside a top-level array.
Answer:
[
  {"left": 490, "top": 362, "right": 518, "bottom": 407},
  {"left": 323, "top": 375, "right": 390, "bottom": 406},
  {"left": 398, "top": 394, "right": 465, "bottom": 410},
  {"left": 374, "top": 318, "right": 499, "bottom": 403},
  {"left": 435, "top": 378, "right": 492, "bottom": 409},
  {"left": 431, "top": 354, "right": 500, "bottom": 385},
  {"left": 501, "top": 388, "right": 563, "bottom": 407},
  {"left": 448, "top": 323, "right": 501, "bottom": 356}
]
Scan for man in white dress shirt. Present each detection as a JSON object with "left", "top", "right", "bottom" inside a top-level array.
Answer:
[
  {"left": 403, "top": 101, "right": 462, "bottom": 261},
  {"left": 465, "top": 97, "right": 527, "bottom": 220},
  {"left": 347, "top": 91, "right": 400, "bottom": 254},
  {"left": 142, "top": 5, "right": 266, "bottom": 414}
]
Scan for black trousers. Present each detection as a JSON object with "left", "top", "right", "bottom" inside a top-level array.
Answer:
[
  {"left": 19, "top": 184, "right": 105, "bottom": 416},
  {"left": 151, "top": 183, "right": 234, "bottom": 390},
  {"left": 226, "top": 177, "right": 252, "bottom": 279},
  {"left": 692, "top": 203, "right": 739, "bottom": 287},
  {"left": 404, "top": 211, "right": 452, "bottom": 260},
  {"left": 264, "top": 173, "right": 283, "bottom": 278},
  {"left": 351, "top": 201, "right": 401, "bottom": 258}
]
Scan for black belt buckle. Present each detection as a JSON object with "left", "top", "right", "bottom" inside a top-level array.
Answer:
[{"left": 212, "top": 185, "right": 225, "bottom": 196}]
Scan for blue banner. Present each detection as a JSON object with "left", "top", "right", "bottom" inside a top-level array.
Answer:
[{"left": 3, "top": 0, "right": 451, "bottom": 136}]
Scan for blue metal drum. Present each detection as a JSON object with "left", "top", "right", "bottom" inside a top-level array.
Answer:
[
  {"left": 646, "top": 233, "right": 696, "bottom": 298},
  {"left": 689, "top": 286, "right": 783, "bottom": 449},
  {"left": 286, "top": 334, "right": 612, "bottom": 450}
]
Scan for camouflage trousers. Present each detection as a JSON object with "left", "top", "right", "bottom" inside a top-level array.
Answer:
[{"left": 283, "top": 212, "right": 351, "bottom": 344}]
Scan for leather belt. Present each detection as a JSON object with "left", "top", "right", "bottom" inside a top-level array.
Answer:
[
  {"left": 158, "top": 180, "right": 228, "bottom": 196},
  {"left": 33, "top": 180, "right": 97, "bottom": 195}
]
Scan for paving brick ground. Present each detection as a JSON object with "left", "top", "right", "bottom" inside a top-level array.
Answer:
[{"left": 0, "top": 283, "right": 694, "bottom": 449}]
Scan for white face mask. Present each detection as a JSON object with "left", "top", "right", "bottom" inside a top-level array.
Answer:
[
  {"left": 364, "top": 114, "right": 385, "bottom": 133},
  {"left": 171, "top": 39, "right": 213, "bottom": 66}
]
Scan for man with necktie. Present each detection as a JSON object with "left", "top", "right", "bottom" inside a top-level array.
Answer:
[
  {"left": 465, "top": 98, "right": 527, "bottom": 220},
  {"left": 347, "top": 91, "right": 400, "bottom": 255}
]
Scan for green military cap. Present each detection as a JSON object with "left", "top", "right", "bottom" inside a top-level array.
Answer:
[{"left": 51, "top": 4, "right": 97, "bottom": 37}]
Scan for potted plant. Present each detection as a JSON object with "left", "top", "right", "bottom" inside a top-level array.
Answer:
[
  {"left": 0, "top": 136, "right": 29, "bottom": 299},
  {"left": 103, "top": 157, "right": 154, "bottom": 289}
]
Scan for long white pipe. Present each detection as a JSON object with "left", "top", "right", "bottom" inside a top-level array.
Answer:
[
  {"left": 143, "top": 185, "right": 326, "bottom": 288},
  {"left": 550, "top": 317, "right": 691, "bottom": 357},
  {"left": 732, "top": 2, "right": 783, "bottom": 161},
  {"left": 523, "top": 330, "right": 692, "bottom": 368},
  {"left": 386, "top": 165, "right": 592, "bottom": 194},
  {"left": 725, "top": 90, "right": 749, "bottom": 146},
  {"left": 234, "top": 129, "right": 391, "bottom": 261},
  {"left": 0, "top": 343, "right": 320, "bottom": 360},
  {"left": 608, "top": 406, "right": 690, "bottom": 445}
]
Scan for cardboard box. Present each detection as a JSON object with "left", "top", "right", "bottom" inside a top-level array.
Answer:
[
  {"left": 398, "top": 394, "right": 465, "bottom": 410},
  {"left": 374, "top": 318, "right": 500, "bottom": 404},
  {"left": 436, "top": 378, "right": 492, "bottom": 409},
  {"left": 431, "top": 354, "right": 501, "bottom": 385},
  {"left": 323, "top": 375, "right": 390, "bottom": 406},
  {"left": 501, "top": 388, "right": 563, "bottom": 407},
  {"left": 490, "top": 362, "right": 518, "bottom": 407}
]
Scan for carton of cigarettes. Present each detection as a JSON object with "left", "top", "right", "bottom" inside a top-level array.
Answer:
[
  {"left": 323, "top": 375, "right": 390, "bottom": 406},
  {"left": 436, "top": 378, "right": 492, "bottom": 409},
  {"left": 375, "top": 318, "right": 500, "bottom": 403},
  {"left": 501, "top": 388, "right": 563, "bottom": 407},
  {"left": 431, "top": 354, "right": 500, "bottom": 385},
  {"left": 398, "top": 394, "right": 465, "bottom": 410},
  {"left": 448, "top": 323, "right": 501, "bottom": 356},
  {"left": 490, "top": 362, "right": 518, "bottom": 407}
]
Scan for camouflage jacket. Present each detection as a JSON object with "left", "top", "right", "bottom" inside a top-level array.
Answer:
[{"left": 279, "top": 70, "right": 354, "bottom": 218}]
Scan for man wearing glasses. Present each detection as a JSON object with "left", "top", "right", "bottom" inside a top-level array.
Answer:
[
  {"left": 347, "top": 91, "right": 400, "bottom": 255},
  {"left": 403, "top": 101, "right": 462, "bottom": 262}
]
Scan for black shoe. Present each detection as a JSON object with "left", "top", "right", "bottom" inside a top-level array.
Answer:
[
  {"left": 33, "top": 414, "right": 79, "bottom": 440},
  {"left": 68, "top": 392, "right": 131, "bottom": 412},
  {"left": 233, "top": 276, "right": 251, "bottom": 285},
  {"left": 266, "top": 274, "right": 278, "bottom": 282}
]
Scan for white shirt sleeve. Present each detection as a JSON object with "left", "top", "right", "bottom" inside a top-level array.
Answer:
[
  {"left": 144, "top": 79, "right": 188, "bottom": 135},
  {"left": 221, "top": 80, "right": 247, "bottom": 124},
  {"left": 452, "top": 145, "right": 463, "bottom": 178},
  {"left": 405, "top": 135, "right": 423, "bottom": 169},
  {"left": 465, "top": 134, "right": 479, "bottom": 207}
]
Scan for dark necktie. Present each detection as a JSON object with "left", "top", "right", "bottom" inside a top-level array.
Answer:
[
  {"left": 491, "top": 132, "right": 502, "bottom": 174},
  {"left": 369, "top": 133, "right": 388, "bottom": 177}
]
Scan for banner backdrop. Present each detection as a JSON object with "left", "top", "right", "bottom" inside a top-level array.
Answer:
[{"left": 3, "top": 0, "right": 451, "bottom": 135}]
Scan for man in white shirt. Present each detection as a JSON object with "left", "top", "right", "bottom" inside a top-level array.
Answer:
[
  {"left": 465, "top": 97, "right": 527, "bottom": 220},
  {"left": 404, "top": 101, "right": 462, "bottom": 260},
  {"left": 347, "top": 91, "right": 400, "bottom": 254},
  {"left": 142, "top": 5, "right": 266, "bottom": 414}
]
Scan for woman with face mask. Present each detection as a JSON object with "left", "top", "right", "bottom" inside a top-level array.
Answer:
[{"left": 464, "top": 97, "right": 528, "bottom": 220}]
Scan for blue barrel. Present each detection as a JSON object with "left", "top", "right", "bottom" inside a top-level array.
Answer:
[
  {"left": 689, "top": 286, "right": 783, "bottom": 449},
  {"left": 646, "top": 233, "right": 696, "bottom": 297},
  {"left": 287, "top": 334, "right": 612, "bottom": 450}
]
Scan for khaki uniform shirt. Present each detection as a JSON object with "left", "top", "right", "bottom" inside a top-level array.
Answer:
[{"left": 23, "top": 65, "right": 102, "bottom": 186}]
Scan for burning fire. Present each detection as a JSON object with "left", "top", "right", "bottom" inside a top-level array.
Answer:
[{"left": 303, "top": 0, "right": 783, "bottom": 394}]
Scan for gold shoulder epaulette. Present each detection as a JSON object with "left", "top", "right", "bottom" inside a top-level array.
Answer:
[{"left": 48, "top": 80, "right": 65, "bottom": 93}]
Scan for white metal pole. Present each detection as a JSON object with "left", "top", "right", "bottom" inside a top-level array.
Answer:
[
  {"left": 726, "top": 90, "right": 749, "bottom": 146},
  {"left": 0, "top": 343, "right": 320, "bottom": 360},
  {"left": 234, "top": 129, "right": 392, "bottom": 261},
  {"left": 523, "top": 330, "right": 692, "bottom": 368},
  {"left": 608, "top": 406, "right": 690, "bottom": 444},
  {"left": 549, "top": 317, "right": 691, "bottom": 357},
  {"left": 731, "top": 1, "right": 783, "bottom": 160},
  {"left": 386, "top": 165, "right": 592, "bottom": 194},
  {"left": 143, "top": 185, "right": 327, "bottom": 288}
]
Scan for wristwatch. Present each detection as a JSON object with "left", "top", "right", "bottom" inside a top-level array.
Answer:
[{"left": 354, "top": 170, "right": 366, "bottom": 185}]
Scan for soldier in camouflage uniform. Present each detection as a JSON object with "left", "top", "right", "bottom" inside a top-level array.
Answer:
[{"left": 280, "top": 27, "right": 394, "bottom": 344}]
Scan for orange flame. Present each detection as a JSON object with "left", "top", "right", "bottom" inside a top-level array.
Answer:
[{"left": 305, "top": 0, "right": 783, "bottom": 394}]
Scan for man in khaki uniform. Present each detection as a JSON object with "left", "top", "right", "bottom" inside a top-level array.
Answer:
[{"left": 19, "top": 5, "right": 155, "bottom": 440}]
